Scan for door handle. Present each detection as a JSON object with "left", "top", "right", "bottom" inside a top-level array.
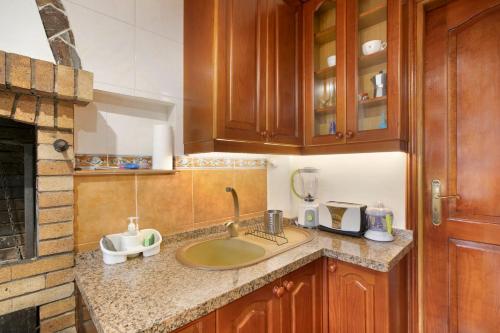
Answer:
[{"left": 431, "top": 179, "right": 460, "bottom": 226}]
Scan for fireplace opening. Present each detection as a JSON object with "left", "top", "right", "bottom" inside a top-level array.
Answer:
[{"left": 0, "top": 118, "right": 36, "bottom": 263}]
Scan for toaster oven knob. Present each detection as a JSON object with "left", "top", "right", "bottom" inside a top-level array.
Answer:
[{"left": 328, "top": 263, "right": 337, "bottom": 273}]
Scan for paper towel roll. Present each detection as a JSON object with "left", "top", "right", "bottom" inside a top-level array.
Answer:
[{"left": 152, "top": 124, "right": 173, "bottom": 170}]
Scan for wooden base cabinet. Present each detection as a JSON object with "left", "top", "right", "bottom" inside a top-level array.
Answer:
[
  {"left": 217, "top": 260, "right": 323, "bottom": 333},
  {"left": 173, "top": 312, "right": 216, "bottom": 333},
  {"left": 327, "top": 258, "right": 408, "bottom": 333},
  {"left": 171, "top": 257, "right": 408, "bottom": 333}
]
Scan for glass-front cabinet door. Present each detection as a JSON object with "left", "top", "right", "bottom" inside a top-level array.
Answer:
[
  {"left": 346, "top": 0, "right": 402, "bottom": 142},
  {"left": 304, "top": 0, "right": 346, "bottom": 145}
]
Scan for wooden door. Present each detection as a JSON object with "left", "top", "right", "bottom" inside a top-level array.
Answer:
[
  {"left": 267, "top": 0, "right": 303, "bottom": 145},
  {"left": 281, "top": 260, "right": 323, "bottom": 333},
  {"left": 423, "top": 1, "right": 500, "bottom": 332},
  {"left": 303, "top": 0, "right": 347, "bottom": 146},
  {"left": 327, "top": 259, "right": 394, "bottom": 333},
  {"left": 217, "top": 0, "right": 267, "bottom": 142},
  {"left": 173, "top": 313, "right": 216, "bottom": 333},
  {"left": 345, "top": 0, "right": 403, "bottom": 143},
  {"left": 217, "top": 282, "right": 282, "bottom": 333}
]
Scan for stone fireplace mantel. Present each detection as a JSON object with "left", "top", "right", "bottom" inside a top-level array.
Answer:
[{"left": 0, "top": 50, "right": 93, "bottom": 332}]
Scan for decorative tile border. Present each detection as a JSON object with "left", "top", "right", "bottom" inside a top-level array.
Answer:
[
  {"left": 75, "top": 154, "right": 267, "bottom": 170},
  {"left": 75, "top": 154, "right": 152, "bottom": 170}
]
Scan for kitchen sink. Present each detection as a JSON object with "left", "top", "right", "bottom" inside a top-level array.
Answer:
[{"left": 176, "top": 226, "right": 313, "bottom": 270}]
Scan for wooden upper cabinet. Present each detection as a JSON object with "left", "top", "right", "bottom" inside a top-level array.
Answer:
[
  {"left": 345, "top": 0, "right": 405, "bottom": 144},
  {"left": 267, "top": 0, "right": 303, "bottom": 145},
  {"left": 184, "top": 0, "right": 407, "bottom": 154},
  {"left": 303, "top": 0, "right": 347, "bottom": 146},
  {"left": 184, "top": 0, "right": 302, "bottom": 154},
  {"left": 216, "top": 282, "right": 282, "bottom": 333},
  {"left": 303, "top": 0, "right": 408, "bottom": 154},
  {"left": 216, "top": 0, "right": 267, "bottom": 142}
]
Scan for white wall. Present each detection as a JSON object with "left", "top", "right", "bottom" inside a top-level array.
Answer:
[
  {"left": 267, "top": 152, "right": 407, "bottom": 229},
  {"left": 63, "top": 0, "right": 185, "bottom": 155},
  {"left": 0, "top": 0, "right": 54, "bottom": 62}
]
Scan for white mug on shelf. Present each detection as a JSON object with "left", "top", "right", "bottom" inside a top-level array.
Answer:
[
  {"left": 327, "top": 55, "right": 336, "bottom": 67},
  {"left": 362, "top": 40, "right": 387, "bottom": 56}
]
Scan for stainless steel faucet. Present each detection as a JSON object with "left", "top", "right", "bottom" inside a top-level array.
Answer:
[{"left": 225, "top": 187, "right": 240, "bottom": 237}]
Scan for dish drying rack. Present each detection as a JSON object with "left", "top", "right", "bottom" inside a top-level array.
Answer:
[{"left": 245, "top": 223, "right": 289, "bottom": 246}]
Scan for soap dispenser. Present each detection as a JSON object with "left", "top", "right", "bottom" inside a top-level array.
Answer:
[
  {"left": 121, "top": 216, "right": 141, "bottom": 253},
  {"left": 127, "top": 216, "right": 139, "bottom": 235}
]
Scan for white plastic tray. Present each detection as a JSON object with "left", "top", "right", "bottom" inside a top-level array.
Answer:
[{"left": 100, "top": 229, "right": 162, "bottom": 265}]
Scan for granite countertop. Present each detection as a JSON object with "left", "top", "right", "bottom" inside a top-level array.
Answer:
[{"left": 75, "top": 226, "right": 413, "bottom": 333}]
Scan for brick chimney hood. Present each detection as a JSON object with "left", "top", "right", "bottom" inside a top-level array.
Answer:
[{"left": 0, "top": 50, "right": 93, "bottom": 331}]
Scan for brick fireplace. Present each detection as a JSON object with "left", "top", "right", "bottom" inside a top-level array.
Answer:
[{"left": 0, "top": 50, "right": 93, "bottom": 332}]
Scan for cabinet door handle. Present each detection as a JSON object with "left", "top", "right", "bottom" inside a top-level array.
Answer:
[
  {"left": 431, "top": 179, "right": 461, "bottom": 226},
  {"left": 273, "top": 286, "right": 285, "bottom": 298},
  {"left": 328, "top": 263, "right": 337, "bottom": 273},
  {"left": 283, "top": 280, "right": 294, "bottom": 291},
  {"left": 346, "top": 130, "right": 354, "bottom": 139},
  {"left": 260, "top": 131, "right": 268, "bottom": 139},
  {"left": 335, "top": 132, "right": 344, "bottom": 139}
]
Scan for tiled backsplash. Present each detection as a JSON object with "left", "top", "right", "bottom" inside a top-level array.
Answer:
[
  {"left": 74, "top": 159, "right": 268, "bottom": 252},
  {"left": 75, "top": 154, "right": 267, "bottom": 170}
]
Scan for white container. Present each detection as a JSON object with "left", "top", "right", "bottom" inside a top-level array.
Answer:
[
  {"left": 327, "top": 55, "right": 336, "bottom": 67},
  {"left": 362, "top": 40, "right": 387, "bottom": 56},
  {"left": 152, "top": 124, "right": 173, "bottom": 170},
  {"left": 364, "top": 203, "right": 394, "bottom": 242},
  {"left": 100, "top": 229, "right": 162, "bottom": 265}
]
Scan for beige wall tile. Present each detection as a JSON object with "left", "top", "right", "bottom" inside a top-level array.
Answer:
[
  {"left": 0, "top": 51, "right": 5, "bottom": 88},
  {"left": 11, "top": 283, "right": 74, "bottom": 313},
  {"left": 38, "top": 130, "right": 74, "bottom": 146},
  {"left": 55, "top": 65, "right": 75, "bottom": 99},
  {"left": 56, "top": 101, "right": 74, "bottom": 129},
  {"left": 32, "top": 59, "right": 55, "bottom": 95},
  {"left": 46, "top": 268, "right": 74, "bottom": 288},
  {"left": 11, "top": 254, "right": 74, "bottom": 279},
  {"left": 137, "top": 171, "right": 194, "bottom": 235},
  {"left": 38, "top": 160, "right": 74, "bottom": 176},
  {"left": 37, "top": 144, "right": 75, "bottom": 161},
  {"left": 74, "top": 175, "right": 135, "bottom": 248},
  {"left": 38, "top": 192, "right": 74, "bottom": 208},
  {"left": 233, "top": 169, "right": 267, "bottom": 215},
  {"left": 0, "top": 266, "right": 11, "bottom": 284},
  {"left": 0, "top": 299, "right": 12, "bottom": 316},
  {"left": 39, "top": 207, "right": 73, "bottom": 224},
  {"left": 76, "top": 69, "right": 93, "bottom": 103},
  {"left": 38, "top": 98, "right": 55, "bottom": 127},
  {"left": 13, "top": 95, "right": 37, "bottom": 124},
  {"left": 39, "top": 237, "right": 74, "bottom": 256},
  {"left": 40, "top": 296, "right": 75, "bottom": 320},
  {"left": 193, "top": 170, "right": 234, "bottom": 224},
  {"left": 0, "top": 91, "right": 15, "bottom": 117},
  {"left": 38, "top": 176, "right": 73, "bottom": 192},
  {"left": 40, "top": 311, "right": 75, "bottom": 332},
  {"left": 40, "top": 222, "right": 73, "bottom": 240},
  {"left": 6, "top": 53, "right": 31, "bottom": 91},
  {"left": 0, "top": 275, "right": 46, "bottom": 301}
]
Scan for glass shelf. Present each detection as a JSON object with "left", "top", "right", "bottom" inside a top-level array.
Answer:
[
  {"left": 313, "top": 0, "right": 338, "bottom": 137},
  {"left": 356, "top": 0, "right": 388, "bottom": 132},
  {"left": 315, "top": 26, "right": 337, "bottom": 44},
  {"left": 315, "top": 65, "right": 337, "bottom": 80}
]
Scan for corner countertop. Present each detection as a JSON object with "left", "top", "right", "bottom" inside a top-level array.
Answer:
[{"left": 75, "top": 226, "right": 413, "bottom": 333}]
